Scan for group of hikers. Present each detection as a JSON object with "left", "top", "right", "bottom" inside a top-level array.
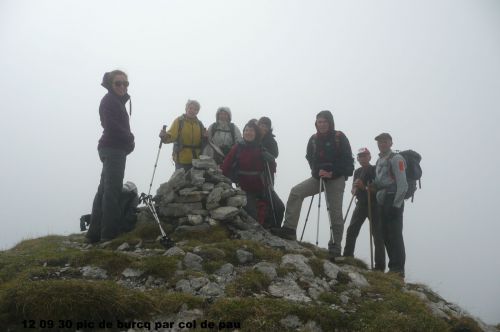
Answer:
[{"left": 87, "top": 70, "right": 412, "bottom": 278}]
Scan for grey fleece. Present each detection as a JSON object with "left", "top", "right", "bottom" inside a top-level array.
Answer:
[{"left": 374, "top": 150, "right": 408, "bottom": 208}]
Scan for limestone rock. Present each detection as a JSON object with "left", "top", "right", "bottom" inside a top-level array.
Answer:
[
  {"left": 117, "top": 242, "right": 130, "bottom": 251},
  {"left": 281, "top": 254, "right": 314, "bottom": 278},
  {"left": 81, "top": 266, "right": 108, "bottom": 279},
  {"left": 199, "top": 282, "right": 224, "bottom": 297},
  {"left": 183, "top": 252, "right": 203, "bottom": 271},
  {"left": 192, "top": 156, "right": 218, "bottom": 170},
  {"left": 323, "top": 260, "right": 341, "bottom": 280},
  {"left": 190, "top": 277, "right": 210, "bottom": 290},
  {"left": 206, "top": 187, "right": 224, "bottom": 210},
  {"left": 215, "top": 263, "right": 234, "bottom": 277},
  {"left": 226, "top": 195, "right": 247, "bottom": 208},
  {"left": 122, "top": 268, "right": 144, "bottom": 278},
  {"left": 187, "top": 214, "right": 204, "bottom": 225},
  {"left": 236, "top": 249, "right": 254, "bottom": 264},
  {"left": 159, "top": 202, "right": 203, "bottom": 217},
  {"left": 280, "top": 315, "right": 302, "bottom": 329},
  {"left": 175, "top": 224, "right": 210, "bottom": 234},
  {"left": 164, "top": 246, "right": 186, "bottom": 257},
  {"left": 253, "top": 262, "right": 278, "bottom": 280},
  {"left": 210, "top": 206, "right": 240, "bottom": 220},
  {"left": 190, "top": 169, "right": 206, "bottom": 186},
  {"left": 269, "top": 279, "right": 311, "bottom": 302},
  {"left": 347, "top": 271, "right": 369, "bottom": 288}
]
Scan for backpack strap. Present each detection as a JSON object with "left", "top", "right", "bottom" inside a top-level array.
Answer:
[{"left": 211, "top": 122, "right": 236, "bottom": 145}]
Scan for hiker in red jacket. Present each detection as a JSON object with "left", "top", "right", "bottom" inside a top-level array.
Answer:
[{"left": 222, "top": 120, "right": 281, "bottom": 226}]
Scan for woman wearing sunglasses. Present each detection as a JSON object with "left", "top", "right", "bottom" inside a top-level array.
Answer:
[{"left": 86, "top": 70, "right": 135, "bottom": 243}]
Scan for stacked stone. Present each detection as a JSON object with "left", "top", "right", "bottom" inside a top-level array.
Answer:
[{"left": 155, "top": 156, "right": 248, "bottom": 232}]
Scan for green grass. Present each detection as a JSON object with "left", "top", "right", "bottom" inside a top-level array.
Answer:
[
  {"left": 70, "top": 249, "right": 134, "bottom": 276},
  {"left": 132, "top": 255, "right": 179, "bottom": 279},
  {"left": 207, "top": 297, "right": 350, "bottom": 331},
  {"left": 0, "top": 279, "right": 156, "bottom": 330},
  {"left": 225, "top": 270, "right": 271, "bottom": 297},
  {"left": 0, "top": 235, "right": 81, "bottom": 283}
]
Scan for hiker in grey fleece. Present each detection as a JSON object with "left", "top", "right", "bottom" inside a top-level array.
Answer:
[
  {"left": 202, "top": 107, "right": 242, "bottom": 164},
  {"left": 373, "top": 132, "right": 408, "bottom": 276}
]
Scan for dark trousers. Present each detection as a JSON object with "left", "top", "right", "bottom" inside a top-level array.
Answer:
[
  {"left": 343, "top": 202, "right": 386, "bottom": 271},
  {"left": 244, "top": 190, "right": 284, "bottom": 228},
  {"left": 379, "top": 194, "right": 405, "bottom": 274},
  {"left": 87, "top": 148, "right": 126, "bottom": 241}
]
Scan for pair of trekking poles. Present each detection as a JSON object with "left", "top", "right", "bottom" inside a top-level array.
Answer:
[
  {"left": 300, "top": 179, "right": 375, "bottom": 269},
  {"left": 140, "top": 125, "right": 175, "bottom": 249}
]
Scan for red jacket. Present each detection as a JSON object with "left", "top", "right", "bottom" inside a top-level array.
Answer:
[{"left": 222, "top": 142, "right": 276, "bottom": 193}]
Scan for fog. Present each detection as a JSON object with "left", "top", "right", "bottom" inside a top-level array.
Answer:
[{"left": 1, "top": 0, "right": 499, "bottom": 324}]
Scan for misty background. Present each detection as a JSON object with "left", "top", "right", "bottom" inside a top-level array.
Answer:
[{"left": 1, "top": 0, "right": 499, "bottom": 325}]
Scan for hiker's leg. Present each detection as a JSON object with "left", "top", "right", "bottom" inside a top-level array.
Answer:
[
  {"left": 382, "top": 195, "right": 405, "bottom": 274},
  {"left": 371, "top": 204, "right": 386, "bottom": 271},
  {"left": 100, "top": 148, "right": 127, "bottom": 240},
  {"left": 387, "top": 202, "right": 405, "bottom": 274},
  {"left": 87, "top": 154, "right": 106, "bottom": 242},
  {"left": 343, "top": 203, "right": 367, "bottom": 257},
  {"left": 325, "top": 177, "right": 346, "bottom": 256},
  {"left": 283, "top": 177, "right": 320, "bottom": 230},
  {"left": 244, "top": 192, "right": 258, "bottom": 221}
]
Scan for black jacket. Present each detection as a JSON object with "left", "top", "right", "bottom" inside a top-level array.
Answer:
[
  {"left": 306, "top": 130, "right": 354, "bottom": 180},
  {"left": 353, "top": 165, "right": 376, "bottom": 205},
  {"left": 97, "top": 92, "right": 135, "bottom": 154},
  {"left": 261, "top": 132, "right": 279, "bottom": 158}
]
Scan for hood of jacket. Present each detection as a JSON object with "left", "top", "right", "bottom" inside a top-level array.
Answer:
[
  {"left": 216, "top": 107, "right": 232, "bottom": 122},
  {"left": 101, "top": 72, "right": 130, "bottom": 104},
  {"left": 315, "top": 110, "right": 335, "bottom": 133}
]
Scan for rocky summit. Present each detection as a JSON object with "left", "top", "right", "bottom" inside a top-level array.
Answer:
[{"left": 0, "top": 156, "right": 497, "bottom": 332}]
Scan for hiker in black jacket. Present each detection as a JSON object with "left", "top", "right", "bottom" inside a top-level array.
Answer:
[
  {"left": 343, "top": 148, "right": 385, "bottom": 271},
  {"left": 272, "top": 111, "right": 354, "bottom": 258},
  {"left": 87, "top": 70, "right": 134, "bottom": 243}
]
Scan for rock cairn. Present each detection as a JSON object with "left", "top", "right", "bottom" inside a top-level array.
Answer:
[{"left": 154, "top": 155, "right": 249, "bottom": 233}]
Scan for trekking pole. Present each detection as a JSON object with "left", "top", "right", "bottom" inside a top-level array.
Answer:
[
  {"left": 139, "top": 193, "right": 174, "bottom": 249},
  {"left": 300, "top": 195, "right": 315, "bottom": 241},
  {"left": 265, "top": 162, "right": 279, "bottom": 227},
  {"left": 148, "top": 125, "right": 166, "bottom": 196},
  {"left": 316, "top": 178, "right": 323, "bottom": 246},
  {"left": 343, "top": 194, "right": 356, "bottom": 223},
  {"left": 320, "top": 178, "right": 335, "bottom": 246},
  {"left": 366, "top": 183, "right": 374, "bottom": 269}
]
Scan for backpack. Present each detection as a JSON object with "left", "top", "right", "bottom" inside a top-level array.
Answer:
[
  {"left": 210, "top": 122, "right": 236, "bottom": 157},
  {"left": 80, "top": 181, "right": 140, "bottom": 232},
  {"left": 210, "top": 122, "right": 236, "bottom": 144},
  {"left": 390, "top": 150, "right": 422, "bottom": 202}
]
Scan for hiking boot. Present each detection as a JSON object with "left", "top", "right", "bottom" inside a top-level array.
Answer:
[{"left": 270, "top": 227, "right": 297, "bottom": 241}]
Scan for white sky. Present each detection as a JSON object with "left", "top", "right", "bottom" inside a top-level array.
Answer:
[{"left": 1, "top": 0, "right": 499, "bottom": 325}]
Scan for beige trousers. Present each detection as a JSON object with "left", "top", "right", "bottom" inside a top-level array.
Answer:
[{"left": 283, "top": 176, "right": 346, "bottom": 251}]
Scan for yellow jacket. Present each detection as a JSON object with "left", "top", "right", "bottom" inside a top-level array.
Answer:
[{"left": 165, "top": 115, "right": 205, "bottom": 165}]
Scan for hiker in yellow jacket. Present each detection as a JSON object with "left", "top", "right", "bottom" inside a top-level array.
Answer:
[{"left": 159, "top": 99, "right": 206, "bottom": 170}]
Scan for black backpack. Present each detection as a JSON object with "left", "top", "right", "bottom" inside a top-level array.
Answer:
[
  {"left": 391, "top": 150, "right": 422, "bottom": 202},
  {"left": 80, "top": 182, "right": 140, "bottom": 232}
]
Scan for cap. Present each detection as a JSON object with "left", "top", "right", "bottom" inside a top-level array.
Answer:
[
  {"left": 357, "top": 147, "right": 371, "bottom": 155},
  {"left": 374, "top": 132, "right": 392, "bottom": 141}
]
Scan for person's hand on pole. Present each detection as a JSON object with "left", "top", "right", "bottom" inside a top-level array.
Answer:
[
  {"left": 318, "top": 169, "right": 333, "bottom": 179},
  {"left": 159, "top": 125, "right": 169, "bottom": 143}
]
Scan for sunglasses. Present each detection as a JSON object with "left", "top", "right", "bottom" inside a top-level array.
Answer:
[{"left": 113, "top": 81, "right": 129, "bottom": 87}]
